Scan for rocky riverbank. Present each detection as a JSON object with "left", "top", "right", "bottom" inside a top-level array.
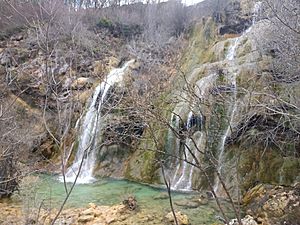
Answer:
[
  {"left": 0, "top": 200, "right": 191, "bottom": 225},
  {"left": 242, "top": 183, "right": 300, "bottom": 225}
]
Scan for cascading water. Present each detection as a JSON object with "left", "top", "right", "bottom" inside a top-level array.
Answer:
[
  {"left": 171, "top": 112, "right": 199, "bottom": 191},
  {"left": 213, "top": 38, "right": 239, "bottom": 194},
  {"left": 170, "top": 74, "right": 216, "bottom": 191},
  {"left": 213, "top": 1, "right": 262, "bottom": 194},
  {"left": 60, "top": 60, "right": 135, "bottom": 184}
]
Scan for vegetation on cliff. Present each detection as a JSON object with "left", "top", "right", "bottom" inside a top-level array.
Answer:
[{"left": 0, "top": 0, "right": 299, "bottom": 224}]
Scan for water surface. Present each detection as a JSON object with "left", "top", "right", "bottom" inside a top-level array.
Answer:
[{"left": 16, "top": 175, "right": 235, "bottom": 224}]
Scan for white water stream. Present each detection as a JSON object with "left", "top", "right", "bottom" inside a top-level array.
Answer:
[
  {"left": 171, "top": 112, "right": 200, "bottom": 191},
  {"left": 213, "top": 1, "right": 262, "bottom": 194},
  {"left": 60, "top": 60, "right": 134, "bottom": 184},
  {"left": 170, "top": 1, "right": 262, "bottom": 192},
  {"left": 170, "top": 74, "right": 215, "bottom": 191}
]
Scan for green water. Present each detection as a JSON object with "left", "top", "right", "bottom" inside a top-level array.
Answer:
[{"left": 16, "top": 175, "right": 235, "bottom": 224}]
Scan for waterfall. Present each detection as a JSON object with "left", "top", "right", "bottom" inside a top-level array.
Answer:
[
  {"left": 60, "top": 60, "right": 135, "bottom": 184},
  {"left": 213, "top": 1, "right": 262, "bottom": 194},
  {"left": 213, "top": 38, "right": 239, "bottom": 194},
  {"left": 171, "top": 112, "right": 200, "bottom": 191},
  {"left": 170, "top": 74, "right": 215, "bottom": 191},
  {"left": 166, "top": 114, "right": 181, "bottom": 166}
]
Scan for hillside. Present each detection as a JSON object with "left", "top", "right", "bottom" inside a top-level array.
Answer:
[{"left": 0, "top": 0, "right": 299, "bottom": 224}]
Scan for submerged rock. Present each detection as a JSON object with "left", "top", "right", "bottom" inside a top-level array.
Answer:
[
  {"left": 175, "top": 199, "right": 200, "bottom": 209},
  {"left": 153, "top": 193, "right": 169, "bottom": 200}
]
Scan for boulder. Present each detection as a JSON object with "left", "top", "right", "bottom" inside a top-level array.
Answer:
[
  {"left": 229, "top": 215, "right": 258, "bottom": 225},
  {"left": 78, "top": 215, "right": 95, "bottom": 223},
  {"left": 165, "top": 211, "right": 190, "bottom": 225},
  {"left": 123, "top": 195, "right": 137, "bottom": 210}
]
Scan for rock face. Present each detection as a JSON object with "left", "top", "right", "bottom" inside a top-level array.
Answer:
[
  {"left": 219, "top": 1, "right": 252, "bottom": 35},
  {"left": 1, "top": 1, "right": 299, "bottom": 213},
  {"left": 242, "top": 184, "right": 300, "bottom": 225},
  {"left": 0, "top": 26, "right": 126, "bottom": 183}
]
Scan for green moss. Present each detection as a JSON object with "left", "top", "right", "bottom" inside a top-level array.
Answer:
[
  {"left": 141, "top": 150, "right": 159, "bottom": 181},
  {"left": 235, "top": 146, "right": 300, "bottom": 192},
  {"left": 180, "top": 19, "right": 218, "bottom": 74},
  {"left": 258, "top": 152, "right": 284, "bottom": 184},
  {"left": 280, "top": 158, "right": 300, "bottom": 184},
  {"left": 125, "top": 95, "right": 171, "bottom": 184}
]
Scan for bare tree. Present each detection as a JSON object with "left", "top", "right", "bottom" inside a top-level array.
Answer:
[{"left": 259, "top": 0, "right": 300, "bottom": 83}]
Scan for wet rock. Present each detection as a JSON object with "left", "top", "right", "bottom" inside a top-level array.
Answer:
[{"left": 165, "top": 211, "right": 190, "bottom": 225}]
